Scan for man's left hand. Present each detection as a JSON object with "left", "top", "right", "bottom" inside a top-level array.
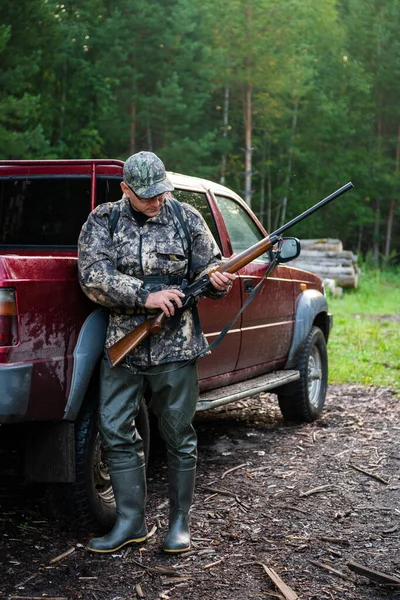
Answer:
[{"left": 209, "top": 271, "right": 237, "bottom": 292}]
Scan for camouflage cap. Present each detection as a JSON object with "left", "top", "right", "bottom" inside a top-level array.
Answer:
[{"left": 123, "top": 151, "right": 174, "bottom": 198}]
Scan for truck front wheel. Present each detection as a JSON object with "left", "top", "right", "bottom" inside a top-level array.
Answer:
[{"left": 278, "top": 326, "right": 328, "bottom": 422}]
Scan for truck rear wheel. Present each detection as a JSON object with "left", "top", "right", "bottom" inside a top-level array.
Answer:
[
  {"left": 52, "top": 394, "right": 150, "bottom": 532},
  {"left": 278, "top": 326, "right": 328, "bottom": 422}
]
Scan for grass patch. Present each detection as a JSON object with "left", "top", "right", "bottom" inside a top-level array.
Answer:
[{"left": 328, "top": 268, "right": 400, "bottom": 388}]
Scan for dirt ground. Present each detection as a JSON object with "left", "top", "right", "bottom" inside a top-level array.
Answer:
[{"left": 1, "top": 384, "right": 399, "bottom": 600}]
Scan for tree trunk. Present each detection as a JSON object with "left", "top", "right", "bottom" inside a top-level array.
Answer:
[
  {"left": 57, "top": 59, "right": 68, "bottom": 145},
  {"left": 357, "top": 225, "right": 363, "bottom": 255},
  {"left": 220, "top": 86, "right": 230, "bottom": 185},
  {"left": 373, "top": 107, "right": 383, "bottom": 266},
  {"left": 267, "top": 135, "right": 272, "bottom": 232},
  {"left": 258, "top": 130, "right": 267, "bottom": 225},
  {"left": 384, "top": 120, "right": 400, "bottom": 259},
  {"left": 146, "top": 123, "right": 153, "bottom": 151},
  {"left": 373, "top": 199, "right": 380, "bottom": 266},
  {"left": 280, "top": 99, "right": 299, "bottom": 227},
  {"left": 244, "top": 84, "right": 252, "bottom": 207},
  {"left": 243, "top": 3, "right": 253, "bottom": 208},
  {"left": 384, "top": 199, "right": 395, "bottom": 261},
  {"left": 129, "top": 102, "right": 136, "bottom": 155}
]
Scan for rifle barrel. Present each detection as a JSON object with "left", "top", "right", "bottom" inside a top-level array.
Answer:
[{"left": 272, "top": 182, "right": 354, "bottom": 238}]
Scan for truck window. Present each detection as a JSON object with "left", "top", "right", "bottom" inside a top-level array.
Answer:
[
  {"left": 169, "top": 189, "right": 221, "bottom": 252},
  {"left": 96, "top": 176, "right": 123, "bottom": 205},
  {"left": 0, "top": 176, "right": 91, "bottom": 247},
  {"left": 214, "top": 195, "right": 269, "bottom": 262}
]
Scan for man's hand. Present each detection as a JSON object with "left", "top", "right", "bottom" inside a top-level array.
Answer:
[
  {"left": 145, "top": 289, "right": 185, "bottom": 317},
  {"left": 209, "top": 271, "right": 237, "bottom": 292}
]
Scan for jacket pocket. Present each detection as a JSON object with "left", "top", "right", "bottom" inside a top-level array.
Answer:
[{"left": 155, "top": 244, "right": 187, "bottom": 274}]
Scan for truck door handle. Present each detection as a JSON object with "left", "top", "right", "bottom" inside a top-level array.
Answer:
[{"left": 244, "top": 279, "right": 254, "bottom": 294}]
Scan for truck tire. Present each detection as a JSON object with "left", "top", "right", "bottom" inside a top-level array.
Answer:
[
  {"left": 278, "top": 326, "right": 328, "bottom": 422},
  {"left": 51, "top": 394, "right": 150, "bottom": 532}
]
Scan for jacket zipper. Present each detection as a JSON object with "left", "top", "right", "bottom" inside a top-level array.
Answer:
[
  {"left": 139, "top": 227, "right": 144, "bottom": 275},
  {"left": 139, "top": 226, "right": 152, "bottom": 367}
]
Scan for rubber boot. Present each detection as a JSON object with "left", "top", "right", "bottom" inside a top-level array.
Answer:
[
  {"left": 87, "top": 465, "right": 148, "bottom": 553},
  {"left": 163, "top": 467, "right": 196, "bottom": 553}
]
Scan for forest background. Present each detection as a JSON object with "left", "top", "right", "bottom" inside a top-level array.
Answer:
[{"left": 1, "top": 0, "right": 400, "bottom": 265}]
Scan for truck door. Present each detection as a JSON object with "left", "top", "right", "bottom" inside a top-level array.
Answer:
[
  {"left": 166, "top": 189, "right": 242, "bottom": 379},
  {"left": 213, "top": 194, "right": 295, "bottom": 371}
]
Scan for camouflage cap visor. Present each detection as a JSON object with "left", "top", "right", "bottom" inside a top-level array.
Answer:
[{"left": 133, "top": 176, "right": 174, "bottom": 199}]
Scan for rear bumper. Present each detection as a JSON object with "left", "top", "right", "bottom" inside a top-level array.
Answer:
[{"left": 0, "top": 363, "right": 32, "bottom": 422}]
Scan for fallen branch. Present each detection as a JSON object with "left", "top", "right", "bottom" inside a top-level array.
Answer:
[
  {"left": 347, "top": 560, "right": 400, "bottom": 586},
  {"left": 201, "top": 486, "right": 237, "bottom": 498},
  {"left": 147, "top": 523, "right": 158, "bottom": 539},
  {"left": 277, "top": 504, "right": 308, "bottom": 515},
  {"left": 204, "top": 493, "right": 219, "bottom": 502},
  {"left": 10, "top": 597, "right": 68, "bottom": 600},
  {"left": 200, "top": 486, "right": 250, "bottom": 511},
  {"left": 316, "top": 536, "right": 350, "bottom": 546},
  {"left": 221, "top": 462, "right": 248, "bottom": 480},
  {"left": 248, "top": 466, "right": 271, "bottom": 474},
  {"left": 150, "top": 566, "right": 185, "bottom": 576},
  {"left": 203, "top": 557, "right": 225, "bottom": 570},
  {"left": 349, "top": 464, "right": 389, "bottom": 485},
  {"left": 327, "top": 548, "right": 342, "bottom": 558},
  {"left": 49, "top": 547, "right": 76, "bottom": 564},
  {"left": 309, "top": 559, "right": 353, "bottom": 581},
  {"left": 235, "top": 496, "right": 251, "bottom": 511},
  {"left": 131, "top": 558, "right": 183, "bottom": 577},
  {"left": 381, "top": 524, "right": 399, "bottom": 534},
  {"left": 299, "top": 484, "right": 333, "bottom": 497},
  {"left": 256, "top": 562, "right": 300, "bottom": 600},
  {"left": 14, "top": 574, "right": 40, "bottom": 589}
]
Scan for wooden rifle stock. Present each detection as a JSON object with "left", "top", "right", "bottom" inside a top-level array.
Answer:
[{"left": 106, "top": 181, "right": 354, "bottom": 368}]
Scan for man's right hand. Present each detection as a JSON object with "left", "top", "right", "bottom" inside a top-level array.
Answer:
[{"left": 144, "top": 289, "right": 185, "bottom": 317}]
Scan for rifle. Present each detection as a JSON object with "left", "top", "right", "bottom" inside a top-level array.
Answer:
[{"left": 106, "top": 181, "right": 354, "bottom": 367}]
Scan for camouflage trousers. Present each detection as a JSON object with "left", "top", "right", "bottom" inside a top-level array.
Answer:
[{"left": 98, "top": 358, "right": 198, "bottom": 472}]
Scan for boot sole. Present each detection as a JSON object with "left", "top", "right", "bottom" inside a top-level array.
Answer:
[
  {"left": 87, "top": 535, "right": 148, "bottom": 553},
  {"left": 163, "top": 545, "right": 190, "bottom": 553}
]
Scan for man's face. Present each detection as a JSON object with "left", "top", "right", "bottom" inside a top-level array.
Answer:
[{"left": 121, "top": 182, "right": 165, "bottom": 217}]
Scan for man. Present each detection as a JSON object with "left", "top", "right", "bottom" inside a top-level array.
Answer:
[{"left": 78, "top": 151, "right": 235, "bottom": 554}]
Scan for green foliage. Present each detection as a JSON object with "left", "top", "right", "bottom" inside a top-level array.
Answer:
[
  {"left": 328, "top": 267, "right": 400, "bottom": 388},
  {"left": 0, "top": 0, "right": 400, "bottom": 261}
]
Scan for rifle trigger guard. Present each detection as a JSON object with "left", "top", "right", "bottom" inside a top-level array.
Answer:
[{"left": 181, "top": 295, "right": 196, "bottom": 310}]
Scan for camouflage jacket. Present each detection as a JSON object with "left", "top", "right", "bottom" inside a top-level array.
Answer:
[{"left": 78, "top": 195, "right": 225, "bottom": 367}]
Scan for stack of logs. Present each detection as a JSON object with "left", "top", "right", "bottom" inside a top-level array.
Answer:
[{"left": 290, "top": 238, "right": 359, "bottom": 292}]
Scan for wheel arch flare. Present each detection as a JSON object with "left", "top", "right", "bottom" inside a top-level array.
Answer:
[{"left": 285, "top": 289, "right": 331, "bottom": 370}]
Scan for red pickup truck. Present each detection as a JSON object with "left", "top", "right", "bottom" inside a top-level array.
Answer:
[{"left": 0, "top": 159, "right": 332, "bottom": 529}]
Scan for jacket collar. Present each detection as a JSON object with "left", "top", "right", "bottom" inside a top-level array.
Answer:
[{"left": 120, "top": 194, "right": 171, "bottom": 226}]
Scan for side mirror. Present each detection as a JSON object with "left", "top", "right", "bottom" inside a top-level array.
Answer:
[{"left": 277, "top": 237, "right": 301, "bottom": 263}]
